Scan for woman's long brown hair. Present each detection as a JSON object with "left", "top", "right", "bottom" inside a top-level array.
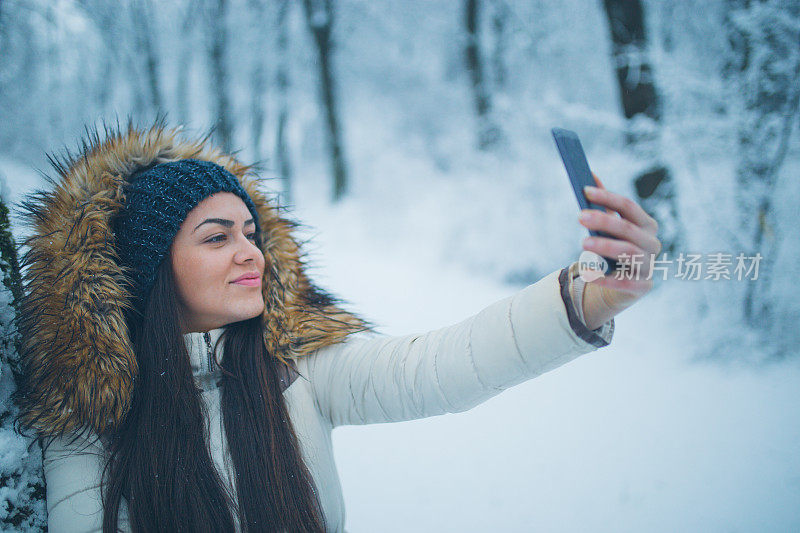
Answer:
[{"left": 100, "top": 252, "right": 326, "bottom": 532}]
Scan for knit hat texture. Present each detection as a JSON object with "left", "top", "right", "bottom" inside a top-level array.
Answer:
[{"left": 113, "top": 158, "right": 261, "bottom": 310}]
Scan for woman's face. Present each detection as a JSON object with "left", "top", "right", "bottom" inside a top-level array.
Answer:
[{"left": 171, "top": 192, "right": 265, "bottom": 333}]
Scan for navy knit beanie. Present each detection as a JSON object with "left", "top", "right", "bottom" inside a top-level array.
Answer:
[{"left": 113, "top": 158, "right": 261, "bottom": 311}]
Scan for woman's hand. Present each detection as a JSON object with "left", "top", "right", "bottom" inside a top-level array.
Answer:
[{"left": 577, "top": 175, "right": 662, "bottom": 330}]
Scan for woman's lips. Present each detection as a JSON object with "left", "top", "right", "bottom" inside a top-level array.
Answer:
[{"left": 232, "top": 277, "right": 261, "bottom": 287}]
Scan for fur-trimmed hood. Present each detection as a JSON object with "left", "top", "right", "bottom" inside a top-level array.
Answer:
[{"left": 14, "top": 120, "right": 371, "bottom": 439}]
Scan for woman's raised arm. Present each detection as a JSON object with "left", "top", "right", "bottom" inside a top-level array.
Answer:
[{"left": 301, "top": 266, "right": 614, "bottom": 428}]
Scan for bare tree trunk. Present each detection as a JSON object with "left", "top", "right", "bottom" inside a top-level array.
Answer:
[
  {"left": 276, "top": 0, "right": 294, "bottom": 205},
  {"left": 248, "top": 62, "right": 266, "bottom": 163},
  {"left": 45, "top": 3, "right": 63, "bottom": 139},
  {"left": 76, "top": 0, "right": 126, "bottom": 113},
  {"left": 490, "top": 0, "right": 508, "bottom": 91},
  {"left": 206, "top": 0, "right": 234, "bottom": 152},
  {"left": 724, "top": 0, "right": 800, "bottom": 331},
  {"left": 303, "top": 0, "right": 348, "bottom": 202},
  {"left": 247, "top": 0, "right": 269, "bottom": 163},
  {"left": 93, "top": 5, "right": 116, "bottom": 110},
  {"left": 603, "top": 0, "right": 659, "bottom": 127},
  {"left": 130, "top": 0, "right": 163, "bottom": 113},
  {"left": 464, "top": 0, "right": 502, "bottom": 149},
  {"left": 176, "top": 3, "right": 195, "bottom": 126},
  {"left": 602, "top": 0, "right": 685, "bottom": 258}
]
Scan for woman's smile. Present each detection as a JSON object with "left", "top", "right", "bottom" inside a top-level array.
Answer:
[{"left": 230, "top": 272, "right": 261, "bottom": 287}]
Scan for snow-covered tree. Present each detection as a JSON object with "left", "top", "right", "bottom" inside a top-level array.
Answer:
[
  {"left": 0, "top": 194, "right": 46, "bottom": 531},
  {"left": 724, "top": 0, "right": 800, "bottom": 333}
]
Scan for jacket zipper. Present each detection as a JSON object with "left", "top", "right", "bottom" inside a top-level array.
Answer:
[{"left": 203, "top": 331, "right": 214, "bottom": 371}]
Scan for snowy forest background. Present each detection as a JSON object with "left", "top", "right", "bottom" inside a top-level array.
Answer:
[{"left": 1, "top": 0, "right": 799, "bottom": 531}]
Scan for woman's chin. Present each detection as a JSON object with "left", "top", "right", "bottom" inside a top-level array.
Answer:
[
  {"left": 187, "top": 299, "right": 265, "bottom": 331},
  {"left": 235, "top": 299, "right": 265, "bottom": 321}
]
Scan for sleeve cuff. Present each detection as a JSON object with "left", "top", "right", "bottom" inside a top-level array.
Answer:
[{"left": 558, "top": 263, "right": 614, "bottom": 348}]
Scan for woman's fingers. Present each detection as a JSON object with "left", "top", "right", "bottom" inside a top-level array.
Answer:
[
  {"left": 589, "top": 172, "right": 657, "bottom": 233},
  {"left": 578, "top": 174, "right": 662, "bottom": 317},
  {"left": 580, "top": 211, "right": 661, "bottom": 256},
  {"left": 590, "top": 172, "right": 614, "bottom": 215},
  {"left": 583, "top": 185, "right": 659, "bottom": 237},
  {"left": 580, "top": 174, "right": 663, "bottom": 283}
]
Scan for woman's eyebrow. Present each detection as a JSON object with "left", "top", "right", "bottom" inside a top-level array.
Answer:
[{"left": 193, "top": 217, "right": 255, "bottom": 233}]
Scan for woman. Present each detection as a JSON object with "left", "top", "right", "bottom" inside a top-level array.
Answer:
[{"left": 13, "top": 121, "right": 660, "bottom": 532}]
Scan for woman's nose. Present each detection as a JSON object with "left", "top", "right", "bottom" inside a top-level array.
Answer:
[{"left": 233, "top": 234, "right": 261, "bottom": 264}]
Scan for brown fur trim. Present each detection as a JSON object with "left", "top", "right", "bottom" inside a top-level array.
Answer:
[{"left": 14, "top": 118, "right": 372, "bottom": 439}]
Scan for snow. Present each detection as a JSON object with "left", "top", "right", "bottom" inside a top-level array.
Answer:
[{"left": 0, "top": 157, "right": 45, "bottom": 246}]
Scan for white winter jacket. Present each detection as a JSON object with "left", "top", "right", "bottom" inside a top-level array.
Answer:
[{"left": 42, "top": 264, "right": 613, "bottom": 532}]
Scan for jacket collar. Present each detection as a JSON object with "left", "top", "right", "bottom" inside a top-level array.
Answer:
[
  {"left": 15, "top": 120, "right": 371, "bottom": 438},
  {"left": 184, "top": 327, "right": 226, "bottom": 377},
  {"left": 183, "top": 326, "right": 301, "bottom": 393}
]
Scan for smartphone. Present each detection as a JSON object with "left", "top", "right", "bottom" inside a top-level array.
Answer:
[{"left": 551, "top": 127, "right": 619, "bottom": 273}]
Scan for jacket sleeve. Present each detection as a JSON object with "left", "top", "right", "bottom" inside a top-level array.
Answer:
[
  {"left": 562, "top": 260, "right": 615, "bottom": 346},
  {"left": 302, "top": 267, "right": 615, "bottom": 428},
  {"left": 42, "top": 430, "right": 130, "bottom": 533}
]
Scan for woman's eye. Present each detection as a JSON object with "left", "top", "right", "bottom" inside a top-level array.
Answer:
[{"left": 205, "top": 233, "right": 257, "bottom": 244}]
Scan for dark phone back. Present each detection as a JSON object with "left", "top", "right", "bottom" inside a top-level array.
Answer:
[
  {"left": 551, "top": 128, "right": 604, "bottom": 212},
  {"left": 551, "top": 127, "right": 619, "bottom": 272}
]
